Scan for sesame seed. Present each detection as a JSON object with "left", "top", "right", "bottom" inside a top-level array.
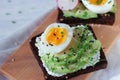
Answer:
[
  {"left": 53, "top": 33, "right": 56, "bottom": 36},
  {"left": 60, "top": 18, "right": 63, "bottom": 21},
  {"left": 61, "top": 67, "right": 64, "bottom": 69},
  {"left": 39, "top": 37, "right": 41, "bottom": 41},
  {"left": 73, "top": 34, "right": 75, "bottom": 37},
  {"left": 12, "top": 58, "right": 15, "bottom": 62},
  {"left": 42, "top": 42, "right": 44, "bottom": 44},
  {"left": 65, "top": 76, "right": 68, "bottom": 79},
  {"left": 73, "top": 53, "right": 76, "bottom": 56},
  {"left": 49, "top": 43, "right": 53, "bottom": 46},
  {"left": 44, "top": 76, "right": 47, "bottom": 79}
]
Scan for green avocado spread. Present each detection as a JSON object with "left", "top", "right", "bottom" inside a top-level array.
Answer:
[
  {"left": 41, "top": 25, "right": 101, "bottom": 76},
  {"left": 63, "top": 2, "right": 117, "bottom": 19}
]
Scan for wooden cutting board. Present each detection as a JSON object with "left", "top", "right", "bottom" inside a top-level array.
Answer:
[{"left": 0, "top": 0, "right": 120, "bottom": 80}]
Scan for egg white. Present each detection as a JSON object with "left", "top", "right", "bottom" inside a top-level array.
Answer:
[
  {"left": 81, "top": 0, "right": 114, "bottom": 14},
  {"left": 35, "top": 23, "right": 74, "bottom": 56}
]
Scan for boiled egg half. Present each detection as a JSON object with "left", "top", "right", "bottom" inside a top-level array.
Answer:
[
  {"left": 81, "top": 0, "right": 114, "bottom": 14},
  {"left": 35, "top": 23, "right": 73, "bottom": 56}
]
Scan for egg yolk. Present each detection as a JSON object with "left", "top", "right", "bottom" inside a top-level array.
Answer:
[
  {"left": 46, "top": 27, "right": 67, "bottom": 46},
  {"left": 89, "top": 0, "right": 107, "bottom": 5}
]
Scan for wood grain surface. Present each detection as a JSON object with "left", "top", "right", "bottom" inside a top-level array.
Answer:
[{"left": 0, "top": 0, "right": 120, "bottom": 80}]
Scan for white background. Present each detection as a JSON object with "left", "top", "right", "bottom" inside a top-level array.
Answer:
[{"left": 0, "top": 0, "right": 120, "bottom": 80}]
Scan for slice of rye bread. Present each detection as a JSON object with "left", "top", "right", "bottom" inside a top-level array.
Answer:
[
  {"left": 57, "top": 9, "right": 115, "bottom": 25},
  {"left": 30, "top": 25, "right": 107, "bottom": 80}
]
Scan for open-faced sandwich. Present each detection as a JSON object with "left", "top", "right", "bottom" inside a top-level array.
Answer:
[
  {"left": 57, "top": 0, "right": 117, "bottom": 25},
  {"left": 30, "top": 23, "right": 107, "bottom": 80}
]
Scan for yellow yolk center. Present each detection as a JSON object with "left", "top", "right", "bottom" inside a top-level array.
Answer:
[
  {"left": 89, "top": 0, "right": 107, "bottom": 5},
  {"left": 46, "top": 27, "right": 67, "bottom": 46}
]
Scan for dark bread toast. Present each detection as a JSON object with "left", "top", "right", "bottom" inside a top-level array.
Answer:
[
  {"left": 58, "top": 9, "right": 115, "bottom": 25},
  {"left": 30, "top": 25, "right": 107, "bottom": 80}
]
